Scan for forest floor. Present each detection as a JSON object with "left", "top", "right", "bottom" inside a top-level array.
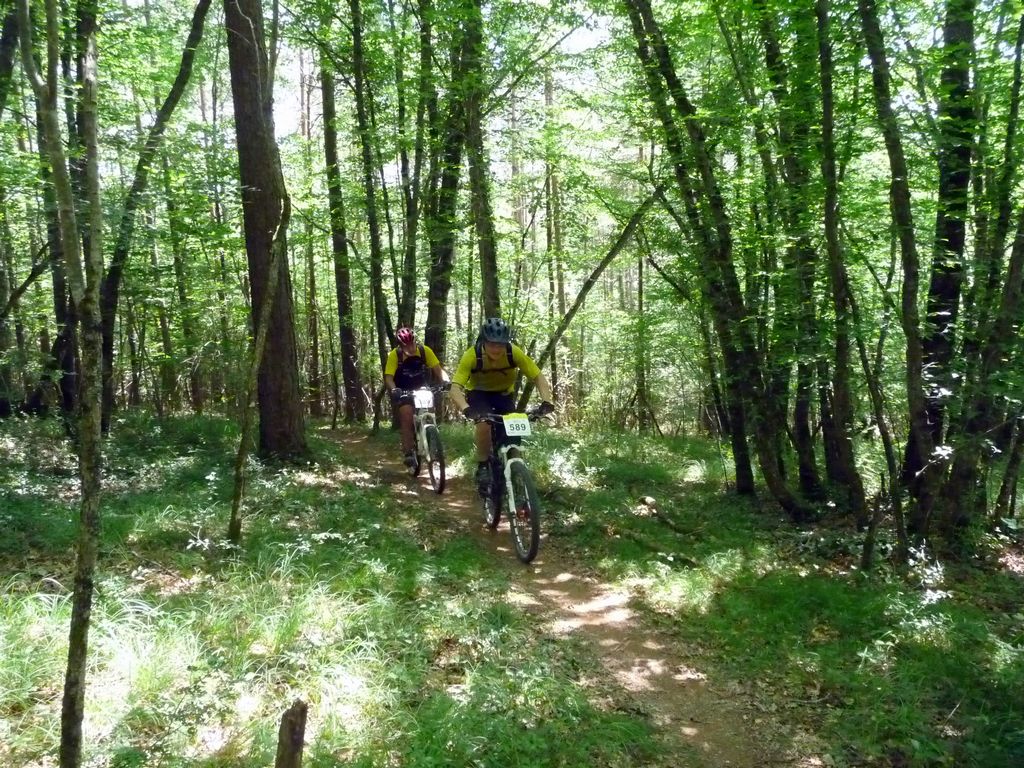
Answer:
[
  {"left": 331, "top": 428, "right": 823, "bottom": 767},
  {"left": 2, "top": 414, "right": 1021, "bottom": 767}
]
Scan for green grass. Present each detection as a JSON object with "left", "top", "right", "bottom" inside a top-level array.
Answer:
[{"left": 0, "top": 414, "right": 661, "bottom": 767}]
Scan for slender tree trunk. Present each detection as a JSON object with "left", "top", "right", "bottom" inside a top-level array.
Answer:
[
  {"left": 517, "top": 188, "right": 661, "bottom": 407},
  {"left": 321, "top": 60, "right": 365, "bottom": 422},
  {"left": 350, "top": 0, "right": 394, "bottom": 364},
  {"left": 625, "top": 0, "right": 803, "bottom": 513},
  {"left": 149, "top": 218, "right": 175, "bottom": 413},
  {"left": 305, "top": 230, "right": 322, "bottom": 417},
  {"left": 162, "top": 156, "right": 203, "bottom": 412},
  {"left": 816, "top": 0, "right": 867, "bottom": 523},
  {"left": 424, "top": 26, "right": 471, "bottom": 362},
  {"left": 860, "top": 0, "right": 936, "bottom": 536},
  {"left": 996, "top": 414, "right": 1024, "bottom": 518},
  {"left": 19, "top": 0, "right": 103, "bottom": 763},
  {"left": 223, "top": 0, "right": 306, "bottom": 459}
]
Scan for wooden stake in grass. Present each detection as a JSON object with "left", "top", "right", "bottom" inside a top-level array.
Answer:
[{"left": 274, "top": 699, "right": 308, "bottom": 768}]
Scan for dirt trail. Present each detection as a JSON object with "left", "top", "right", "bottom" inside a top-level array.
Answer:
[{"left": 331, "top": 430, "right": 810, "bottom": 767}]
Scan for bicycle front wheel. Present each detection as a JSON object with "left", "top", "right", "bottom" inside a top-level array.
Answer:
[
  {"left": 425, "top": 424, "right": 445, "bottom": 494},
  {"left": 508, "top": 461, "right": 541, "bottom": 563}
]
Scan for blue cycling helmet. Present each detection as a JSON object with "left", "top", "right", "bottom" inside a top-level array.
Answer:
[{"left": 480, "top": 317, "right": 510, "bottom": 343}]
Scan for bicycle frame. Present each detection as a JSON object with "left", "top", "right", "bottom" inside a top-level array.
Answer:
[
  {"left": 411, "top": 390, "right": 437, "bottom": 456},
  {"left": 494, "top": 442, "right": 527, "bottom": 515}
]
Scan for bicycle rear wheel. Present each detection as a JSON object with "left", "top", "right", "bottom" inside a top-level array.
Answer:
[
  {"left": 425, "top": 424, "right": 445, "bottom": 494},
  {"left": 508, "top": 461, "right": 541, "bottom": 563}
]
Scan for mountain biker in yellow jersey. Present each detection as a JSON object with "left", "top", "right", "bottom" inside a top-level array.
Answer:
[
  {"left": 384, "top": 327, "right": 448, "bottom": 468},
  {"left": 449, "top": 317, "right": 554, "bottom": 493}
]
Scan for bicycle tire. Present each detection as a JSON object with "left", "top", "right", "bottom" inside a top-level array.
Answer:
[
  {"left": 481, "top": 457, "right": 501, "bottom": 529},
  {"left": 425, "top": 424, "right": 446, "bottom": 494},
  {"left": 508, "top": 461, "right": 541, "bottom": 563}
]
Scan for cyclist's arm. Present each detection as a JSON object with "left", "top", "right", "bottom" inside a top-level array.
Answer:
[
  {"left": 533, "top": 371, "right": 554, "bottom": 404},
  {"left": 383, "top": 349, "right": 399, "bottom": 391},
  {"left": 448, "top": 348, "right": 475, "bottom": 411}
]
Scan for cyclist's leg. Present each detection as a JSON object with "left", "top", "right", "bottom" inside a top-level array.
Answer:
[
  {"left": 467, "top": 390, "right": 493, "bottom": 462},
  {"left": 391, "top": 391, "right": 416, "bottom": 463}
]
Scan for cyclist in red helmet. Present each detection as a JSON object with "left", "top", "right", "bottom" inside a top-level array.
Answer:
[
  {"left": 449, "top": 318, "right": 554, "bottom": 494},
  {"left": 384, "top": 327, "right": 448, "bottom": 467}
]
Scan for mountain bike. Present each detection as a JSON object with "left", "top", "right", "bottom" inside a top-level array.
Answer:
[
  {"left": 476, "top": 408, "right": 546, "bottom": 563},
  {"left": 402, "top": 385, "right": 447, "bottom": 493}
]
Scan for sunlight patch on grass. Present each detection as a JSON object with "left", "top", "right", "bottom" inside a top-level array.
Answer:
[
  {"left": 989, "top": 636, "right": 1022, "bottom": 675},
  {"left": 625, "top": 546, "right": 777, "bottom": 615},
  {"left": 548, "top": 446, "right": 596, "bottom": 489}
]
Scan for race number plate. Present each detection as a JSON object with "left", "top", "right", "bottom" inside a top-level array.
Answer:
[
  {"left": 413, "top": 389, "right": 434, "bottom": 409},
  {"left": 502, "top": 413, "right": 532, "bottom": 437}
]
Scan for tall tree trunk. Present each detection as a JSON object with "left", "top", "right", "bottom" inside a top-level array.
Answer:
[
  {"left": 859, "top": 0, "right": 936, "bottom": 536},
  {"left": 816, "top": 0, "right": 867, "bottom": 523},
  {"left": 149, "top": 215, "right": 175, "bottom": 414},
  {"left": 19, "top": 0, "right": 104, "bottom": 763},
  {"left": 424, "top": 25, "right": 471, "bottom": 362},
  {"left": 223, "top": 0, "right": 307, "bottom": 459},
  {"left": 321, "top": 60, "right": 365, "bottom": 422},
  {"left": 350, "top": 0, "right": 394, "bottom": 365},
  {"left": 395, "top": 0, "right": 433, "bottom": 327},
  {"left": 903, "top": 0, "right": 977, "bottom": 489},
  {"left": 625, "top": 0, "right": 804, "bottom": 514},
  {"left": 463, "top": 0, "right": 499, "bottom": 318},
  {"left": 163, "top": 155, "right": 203, "bottom": 413}
]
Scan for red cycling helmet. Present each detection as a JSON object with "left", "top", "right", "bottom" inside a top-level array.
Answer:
[{"left": 396, "top": 327, "right": 415, "bottom": 346}]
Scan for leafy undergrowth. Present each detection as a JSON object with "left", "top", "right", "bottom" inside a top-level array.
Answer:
[
  {"left": 516, "top": 426, "right": 1024, "bottom": 767},
  {"left": 1, "top": 413, "right": 659, "bottom": 767}
]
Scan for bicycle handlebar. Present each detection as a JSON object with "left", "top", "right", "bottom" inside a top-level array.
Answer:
[{"left": 472, "top": 410, "right": 547, "bottom": 424}]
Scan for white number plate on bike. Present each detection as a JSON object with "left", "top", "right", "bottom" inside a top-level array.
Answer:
[
  {"left": 502, "top": 413, "right": 532, "bottom": 437},
  {"left": 413, "top": 390, "right": 434, "bottom": 409}
]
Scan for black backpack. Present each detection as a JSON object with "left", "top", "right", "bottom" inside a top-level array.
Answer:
[
  {"left": 473, "top": 338, "right": 514, "bottom": 373},
  {"left": 395, "top": 344, "right": 428, "bottom": 387}
]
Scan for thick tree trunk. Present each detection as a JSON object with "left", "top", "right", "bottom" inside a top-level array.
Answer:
[
  {"left": 223, "top": 0, "right": 306, "bottom": 459},
  {"left": 904, "top": 0, "right": 977, "bottom": 487},
  {"left": 463, "top": 0, "right": 499, "bottom": 319}
]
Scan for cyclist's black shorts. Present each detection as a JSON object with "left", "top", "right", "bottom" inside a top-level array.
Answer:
[
  {"left": 468, "top": 390, "right": 519, "bottom": 446},
  {"left": 467, "top": 390, "right": 515, "bottom": 415}
]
